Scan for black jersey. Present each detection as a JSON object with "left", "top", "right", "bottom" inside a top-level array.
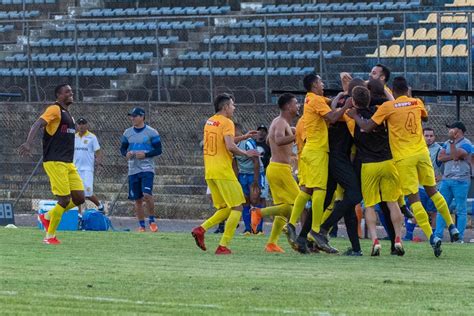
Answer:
[{"left": 43, "top": 103, "right": 76, "bottom": 163}]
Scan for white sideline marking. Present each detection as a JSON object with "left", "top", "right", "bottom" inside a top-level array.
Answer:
[
  {"left": 0, "top": 291, "right": 18, "bottom": 296},
  {"left": 39, "top": 293, "right": 221, "bottom": 309}
]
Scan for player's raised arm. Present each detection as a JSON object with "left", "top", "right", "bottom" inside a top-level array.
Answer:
[{"left": 224, "top": 135, "right": 259, "bottom": 157}]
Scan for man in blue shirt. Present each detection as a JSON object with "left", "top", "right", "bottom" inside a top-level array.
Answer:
[
  {"left": 235, "top": 123, "right": 264, "bottom": 235},
  {"left": 120, "top": 107, "right": 162, "bottom": 232},
  {"left": 435, "top": 122, "right": 472, "bottom": 242}
]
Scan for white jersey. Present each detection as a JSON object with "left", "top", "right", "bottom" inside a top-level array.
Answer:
[{"left": 74, "top": 131, "right": 100, "bottom": 171}]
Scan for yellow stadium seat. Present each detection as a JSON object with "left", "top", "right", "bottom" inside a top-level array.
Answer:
[
  {"left": 386, "top": 45, "right": 401, "bottom": 58},
  {"left": 366, "top": 45, "right": 387, "bottom": 58},
  {"left": 412, "top": 45, "right": 427, "bottom": 57},
  {"left": 442, "top": 44, "right": 454, "bottom": 56},
  {"left": 420, "top": 13, "right": 436, "bottom": 23},
  {"left": 393, "top": 29, "right": 414, "bottom": 40},
  {"left": 426, "top": 45, "right": 437, "bottom": 57},
  {"left": 399, "top": 45, "right": 414, "bottom": 58},
  {"left": 452, "top": 27, "right": 467, "bottom": 39},
  {"left": 441, "top": 27, "right": 454, "bottom": 39},
  {"left": 426, "top": 28, "right": 437, "bottom": 40},
  {"left": 453, "top": 44, "right": 468, "bottom": 56},
  {"left": 413, "top": 28, "right": 427, "bottom": 40}
]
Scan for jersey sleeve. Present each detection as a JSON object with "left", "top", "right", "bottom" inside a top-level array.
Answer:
[
  {"left": 92, "top": 135, "right": 100, "bottom": 151},
  {"left": 223, "top": 119, "right": 235, "bottom": 137},
  {"left": 460, "top": 143, "right": 472, "bottom": 154},
  {"left": 343, "top": 114, "right": 355, "bottom": 137},
  {"left": 370, "top": 103, "right": 391, "bottom": 125},
  {"left": 314, "top": 98, "right": 332, "bottom": 117},
  {"left": 40, "top": 105, "right": 60, "bottom": 124}
]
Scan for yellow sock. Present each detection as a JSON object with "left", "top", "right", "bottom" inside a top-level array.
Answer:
[
  {"left": 201, "top": 207, "right": 231, "bottom": 231},
  {"left": 219, "top": 210, "right": 241, "bottom": 247},
  {"left": 430, "top": 192, "right": 454, "bottom": 226},
  {"left": 261, "top": 204, "right": 292, "bottom": 218},
  {"left": 289, "top": 191, "right": 311, "bottom": 225},
  {"left": 311, "top": 190, "right": 326, "bottom": 232},
  {"left": 65, "top": 199, "right": 77, "bottom": 211},
  {"left": 47, "top": 203, "right": 67, "bottom": 236},
  {"left": 268, "top": 216, "right": 286, "bottom": 244},
  {"left": 411, "top": 201, "right": 432, "bottom": 238},
  {"left": 322, "top": 209, "right": 332, "bottom": 223}
]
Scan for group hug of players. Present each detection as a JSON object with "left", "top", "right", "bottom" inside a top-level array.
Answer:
[{"left": 192, "top": 64, "right": 461, "bottom": 257}]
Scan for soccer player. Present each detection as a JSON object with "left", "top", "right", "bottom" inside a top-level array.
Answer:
[
  {"left": 293, "top": 77, "right": 365, "bottom": 255},
  {"left": 369, "top": 63, "right": 393, "bottom": 98},
  {"left": 120, "top": 107, "right": 162, "bottom": 232},
  {"left": 191, "top": 93, "right": 260, "bottom": 255},
  {"left": 285, "top": 73, "right": 352, "bottom": 250},
  {"left": 19, "top": 84, "right": 85, "bottom": 244},
  {"left": 349, "top": 86, "right": 405, "bottom": 256},
  {"left": 250, "top": 93, "right": 300, "bottom": 253},
  {"left": 74, "top": 118, "right": 104, "bottom": 213},
  {"left": 347, "top": 76, "right": 459, "bottom": 257}
]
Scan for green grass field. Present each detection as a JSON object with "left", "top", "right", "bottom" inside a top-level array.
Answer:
[{"left": 1, "top": 228, "right": 473, "bottom": 315}]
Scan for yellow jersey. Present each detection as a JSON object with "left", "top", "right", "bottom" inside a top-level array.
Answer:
[
  {"left": 371, "top": 95, "right": 428, "bottom": 161},
  {"left": 303, "top": 92, "right": 332, "bottom": 152},
  {"left": 203, "top": 114, "right": 236, "bottom": 180}
]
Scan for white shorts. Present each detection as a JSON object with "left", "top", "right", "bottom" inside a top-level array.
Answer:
[{"left": 78, "top": 169, "right": 94, "bottom": 197}]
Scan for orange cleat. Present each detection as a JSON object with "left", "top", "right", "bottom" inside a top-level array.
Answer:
[
  {"left": 265, "top": 243, "right": 285, "bottom": 253},
  {"left": 138, "top": 227, "right": 146, "bottom": 232},
  {"left": 149, "top": 223, "right": 158, "bottom": 232},
  {"left": 192, "top": 226, "right": 207, "bottom": 251},
  {"left": 38, "top": 213, "right": 50, "bottom": 232},
  {"left": 250, "top": 207, "right": 262, "bottom": 233},
  {"left": 215, "top": 245, "right": 232, "bottom": 255},
  {"left": 43, "top": 237, "right": 61, "bottom": 245}
]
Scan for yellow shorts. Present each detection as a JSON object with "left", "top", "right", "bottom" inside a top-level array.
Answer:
[
  {"left": 300, "top": 148, "right": 328, "bottom": 189},
  {"left": 297, "top": 157, "right": 306, "bottom": 186},
  {"left": 361, "top": 160, "right": 401, "bottom": 207},
  {"left": 206, "top": 179, "right": 245, "bottom": 209},
  {"left": 266, "top": 162, "right": 300, "bottom": 205},
  {"left": 43, "top": 161, "right": 84, "bottom": 196},
  {"left": 395, "top": 152, "right": 436, "bottom": 195}
]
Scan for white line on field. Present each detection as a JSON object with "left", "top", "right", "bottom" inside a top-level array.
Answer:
[
  {"left": 0, "top": 291, "right": 18, "bottom": 296},
  {"left": 38, "top": 293, "right": 222, "bottom": 309}
]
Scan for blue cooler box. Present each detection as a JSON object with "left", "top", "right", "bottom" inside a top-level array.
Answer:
[{"left": 37, "top": 200, "right": 79, "bottom": 231}]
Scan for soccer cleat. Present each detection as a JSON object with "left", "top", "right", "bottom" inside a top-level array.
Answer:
[
  {"left": 215, "top": 245, "right": 232, "bottom": 255},
  {"left": 138, "top": 227, "right": 146, "bottom": 232},
  {"left": 371, "top": 239, "right": 381, "bottom": 256},
  {"left": 306, "top": 239, "right": 321, "bottom": 254},
  {"left": 191, "top": 226, "right": 207, "bottom": 251},
  {"left": 430, "top": 235, "right": 442, "bottom": 257},
  {"left": 250, "top": 207, "right": 262, "bottom": 234},
  {"left": 342, "top": 248, "right": 363, "bottom": 256},
  {"left": 255, "top": 231, "right": 265, "bottom": 236},
  {"left": 43, "top": 237, "right": 61, "bottom": 245},
  {"left": 295, "top": 236, "right": 310, "bottom": 254},
  {"left": 448, "top": 224, "right": 460, "bottom": 242},
  {"left": 309, "top": 230, "right": 338, "bottom": 254},
  {"left": 285, "top": 223, "right": 298, "bottom": 250},
  {"left": 400, "top": 205, "right": 414, "bottom": 219},
  {"left": 38, "top": 213, "right": 50, "bottom": 232},
  {"left": 242, "top": 230, "right": 252, "bottom": 236},
  {"left": 265, "top": 243, "right": 285, "bottom": 253},
  {"left": 394, "top": 237, "right": 405, "bottom": 256},
  {"left": 149, "top": 223, "right": 158, "bottom": 232}
]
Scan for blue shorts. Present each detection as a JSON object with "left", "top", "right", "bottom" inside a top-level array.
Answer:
[
  {"left": 419, "top": 187, "right": 436, "bottom": 213},
  {"left": 128, "top": 172, "right": 154, "bottom": 200},
  {"left": 238, "top": 173, "right": 264, "bottom": 197}
]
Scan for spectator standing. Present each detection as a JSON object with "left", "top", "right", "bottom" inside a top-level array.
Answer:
[{"left": 435, "top": 122, "right": 472, "bottom": 242}]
